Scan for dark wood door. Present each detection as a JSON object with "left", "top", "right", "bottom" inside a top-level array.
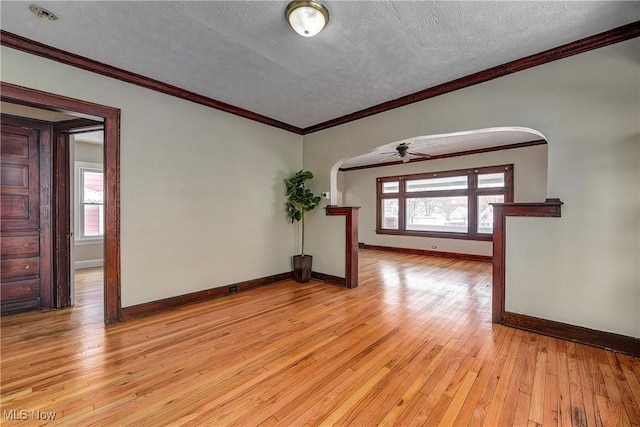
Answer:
[{"left": 1, "top": 115, "right": 52, "bottom": 314}]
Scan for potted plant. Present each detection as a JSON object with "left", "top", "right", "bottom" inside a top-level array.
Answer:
[{"left": 286, "top": 170, "right": 322, "bottom": 283}]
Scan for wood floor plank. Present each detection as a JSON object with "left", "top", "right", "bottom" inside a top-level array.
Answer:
[
  {"left": 481, "top": 330, "right": 522, "bottom": 427},
  {"left": 529, "top": 347, "right": 548, "bottom": 425},
  {"left": 498, "top": 332, "right": 532, "bottom": 426},
  {"left": 342, "top": 369, "right": 413, "bottom": 426},
  {"left": 606, "top": 352, "right": 640, "bottom": 424},
  {"left": 452, "top": 327, "right": 510, "bottom": 426},
  {"left": 513, "top": 391, "right": 533, "bottom": 427},
  {"left": 556, "top": 341, "right": 573, "bottom": 427},
  {"left": 376, "top": 344, "right": 446, "bottom": 427},
  {"left": 567, "top": 342, "right": 590, "bottom": 427},
  {"left": 620, "top": 355, "right": 640, "bottom": 414},
  {"left": 1, "top": 253, "right": 638, "bottom": 426},
  {"left": 599, "top": 362, "right": 633, "bottom": 427},
  {"left": 543, "top": 374, "right": 560, "bottom": 427},
  {"left": 437, "top": 370, "right": 478, "bottom": 427},
  {"left": 471, "top": 326, "right": 517, "bottom": 426},
  {"left": 521, "top": 333, "right": 542, "bottom": 396},
  {"left": 576, "top": 344, "right": 601, "bottom": 427},
  {"left": 393, "top": 349, "right": 467, "bottom": 425},
  {"left": 316, "top": 366, "right": 391, "bottom": 426}
]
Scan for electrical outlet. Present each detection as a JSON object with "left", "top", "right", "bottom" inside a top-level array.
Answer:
[{"left": 229, "top": 285, "right": 238, "bottom": 293}]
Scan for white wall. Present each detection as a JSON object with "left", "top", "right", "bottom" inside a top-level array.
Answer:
[
  {"left": 75, "top": 139, "right": 103, "bottom": 164},
  {"left": 341, "top": 144, "right": 548, "bottom": 256},
  {"left": 1, "top": 46, "right": 303, "bottom": 307},
  {"left": 2, "top": 39, "right": 638, "bottom": 338},
  {"left": 73, "top": 140, "right": 104, "bottom": 265},
  {"left": 304, "top": 39, "right": 640, "bottom": 337}
]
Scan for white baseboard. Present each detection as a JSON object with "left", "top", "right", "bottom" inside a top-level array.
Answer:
[{"left": 74, "top": 259, "right": 104, "bottom": 269}]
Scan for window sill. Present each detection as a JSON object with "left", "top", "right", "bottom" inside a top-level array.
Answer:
[
  {"left": 375, "top": 229, "right": 493, "bottom": 242},
  {"left": 75, "top": 238, "right": 104, "bottom": 246}
]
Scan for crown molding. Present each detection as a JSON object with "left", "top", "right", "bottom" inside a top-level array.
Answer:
[
  {"left": 301, "top": 21, "right": 640, "bottom": 134},
  {"left": 2, "top": 21, "right": 638, "bottom": 136},
  {"left": 0, "top": 30, "right": 303, "bottom": 135}
]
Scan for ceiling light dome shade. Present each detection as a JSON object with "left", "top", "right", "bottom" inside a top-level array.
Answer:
[{"left": 285, "top": 0, "right": 329, "bottom": 37}]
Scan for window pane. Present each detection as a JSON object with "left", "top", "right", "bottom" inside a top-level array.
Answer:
[
  {"left": 83, "top": 171, "right": 104, "bottom": 203},
  {"left": 478, "top": 172, "right": 505, "bottom": 188},
  {"left": 477, "top": 194, "right": 504, "bottom": 234},
  {"left": 84, "top": 204, "right": 104, "bottom": 236},
  {"left": 381, "top": 199, "right": 399, "bottom": 229},
  {"left": 406, "top": 175, "right": 467, "bottom": 192},
  {"left": 406, "top": 197, "right": 468, "bottom": 233},
  {"left": 382, "top": 181, "right": 399, "bottom": 193}
]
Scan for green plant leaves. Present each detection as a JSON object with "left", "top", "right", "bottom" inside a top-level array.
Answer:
[
  {"left": 286, "top": 202, "right": 302, "bottom": 223},
  {"left": 285, "top": 170, "right": 321, "bottom": 223},
  {"left": 285, "top": 170, "right": 321, "bottom": 256}
]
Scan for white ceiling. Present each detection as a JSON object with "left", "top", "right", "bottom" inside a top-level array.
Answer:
[
  {"left": 74, "top": 130, "right": 104, "bottom": 145},
  {"left": 339, "top": 127, "right": 545, "bottom": 169},
  {"left": 1, "top": 1, "right": 637, "bottom": 130},
  {"left": 1, "top": 101, "right": 76, "bottom": 122}
]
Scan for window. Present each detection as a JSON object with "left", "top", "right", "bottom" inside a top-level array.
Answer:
[
  {"left": 376, "top": 165, "right": 513, "bottom": 240},
  {"left": 75, "top": 162, "right": 104, "bottom": 242}
]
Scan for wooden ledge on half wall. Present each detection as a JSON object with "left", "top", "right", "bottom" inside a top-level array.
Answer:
[
  {"left": 491, "top": 198, "right": 563, "bottom": 217},
  {"left": 324, "top": 205, "right": 360, "bottom": 212}
]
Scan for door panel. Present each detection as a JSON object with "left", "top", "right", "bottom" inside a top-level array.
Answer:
[
  {"left": 1, "top": 257, "right": 40, "bottom": 279},
  {"left": 0, "top": 278, "right": 39, "bottom": 301},
  {"left": 0, "top": 195, "right": 30, "bottom": 219},
  {"left": 1, "top": 115, "right": 52, "bottom": 315},
  {"left": 0, "top": 125, "right": 40, "bottom": 231},
  {"left": 1, "top": 164, "right": 29, "bottom": 188},
  {"left": 1, "top": 233, "right": 39, "bottom": 256},
  {"left": 0, "top": 133, "right": 30, "bottom": 158}
]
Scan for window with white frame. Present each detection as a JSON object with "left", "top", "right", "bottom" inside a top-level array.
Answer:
[{"left": 75, "top": 162, "right": 104, "bottom": 242}]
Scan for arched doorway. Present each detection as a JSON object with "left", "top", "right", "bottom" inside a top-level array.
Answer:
[{"left": 330, "top": 126, "right": 549, "bottom": 323}]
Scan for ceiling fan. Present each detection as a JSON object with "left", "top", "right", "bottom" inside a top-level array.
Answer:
[{"left": 379, "top": 142, "right": 432, "bottom": 163}]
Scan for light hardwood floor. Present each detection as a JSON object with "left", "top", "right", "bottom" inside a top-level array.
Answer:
[{"left": 1, "top": 250, "right": 639, "bottom": 426}]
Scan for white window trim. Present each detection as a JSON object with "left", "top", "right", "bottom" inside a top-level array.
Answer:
[{"left": 75, "top": 161, "right": 104, "bottom": 244}]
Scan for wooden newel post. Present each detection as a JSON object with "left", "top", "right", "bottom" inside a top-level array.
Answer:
[{"left": 325, "top": 206, "right": 360, "bottom": 289}]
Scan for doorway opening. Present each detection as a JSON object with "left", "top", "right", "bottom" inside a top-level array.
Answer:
[
  {"left": 69, "top": 128, "right": 105, "bottom": 309},
  {"left": 331, "top": 127, "right": 549, "bottom": 323},
  {"left": 1, "top": 82, "right": 121, "bottom": 324}
]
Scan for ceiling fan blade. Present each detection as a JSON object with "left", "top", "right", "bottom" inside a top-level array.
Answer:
[
  {"left": 378, "top": 151, "right": 398, "bottom": 155},
  {"left": 379, "top": 155, "right": 398, "bottom": 162},
  {"left": 408, "top": 151, "right": 432, "bottom": 158}
]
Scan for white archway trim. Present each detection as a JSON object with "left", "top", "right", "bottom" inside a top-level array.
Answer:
[{"left": 330, "top": 126, "right": 547, "bottom": 206}]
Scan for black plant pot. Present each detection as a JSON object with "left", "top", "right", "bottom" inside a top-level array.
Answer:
[{"left": 293, "top": 255, "right": 312, "bottom": 283}]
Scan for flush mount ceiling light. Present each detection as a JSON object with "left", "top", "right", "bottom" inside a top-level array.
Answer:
[
  {"left": 29, "top": 4, "right": 58, "bottom": 21},
  {"left": 285, "top": 0, "right": 329, "bottom": 37}
]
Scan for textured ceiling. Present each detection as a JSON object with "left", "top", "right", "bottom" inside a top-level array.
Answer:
[
  {"left": 1, "top": 1, "right": 638, "bottom": 130},
  {"left": 339, "top": 127, "right": 545, "bottom": 169}
]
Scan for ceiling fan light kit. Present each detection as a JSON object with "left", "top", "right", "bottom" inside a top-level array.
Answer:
[
  {"left": 29, "top": 4, "right": 58, "bottom": 21},
  {"left": 285, "top": 0, "right": 330, "bottom": 37}
]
